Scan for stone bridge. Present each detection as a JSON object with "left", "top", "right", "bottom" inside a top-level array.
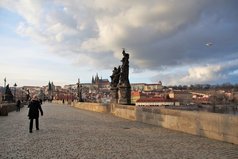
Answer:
[{"left": 0, "top": 103, "right": 237, "bottom": 159}]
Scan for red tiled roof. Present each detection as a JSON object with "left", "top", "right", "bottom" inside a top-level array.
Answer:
[{"left": 131, "top": 91, "right": 141, "bottom": 96}]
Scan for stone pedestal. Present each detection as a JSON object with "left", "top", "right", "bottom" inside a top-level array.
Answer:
[
  {"left": 110, "top": 87, "right": 119, "bottom": 103},
  {"left": 118, "top": 85, "right": 131, "bottom": 105},
  {"left": 0, "top": 105, "right": 8, "bottom": 116}
]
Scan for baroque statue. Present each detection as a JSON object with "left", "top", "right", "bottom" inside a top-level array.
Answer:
[
  {"left": 119, "top": 49, "right": 130, "bottom": 86},
  {"left": 4, "top": 84, "right": 14, "bottom": 102},
  {"left": 110, "top": 49, "right": 131, "bottom": 104},
  {"left": 110, "top": 66, "right": 121, "bottom": 88}
]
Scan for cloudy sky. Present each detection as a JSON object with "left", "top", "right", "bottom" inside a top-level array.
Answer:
[{"left": 0, "top": 0, "right": 238, "bottom": 87}]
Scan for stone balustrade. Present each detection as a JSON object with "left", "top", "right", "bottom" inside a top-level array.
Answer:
[{"left": 0, "top": 102, "right": 26, "bottom": 116}]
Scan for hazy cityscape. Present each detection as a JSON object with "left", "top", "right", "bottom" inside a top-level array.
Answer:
[{"left": 1, "top": 75, "right": 238, "bottom": 115}]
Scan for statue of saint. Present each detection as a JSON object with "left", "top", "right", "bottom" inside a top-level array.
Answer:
[
  {"left": 4, "top": 84, "right": 13, "bottom": 101},
  {"left": 110, "top": 66, "right": 121, "bottom": 88},
  {"left": 110, "top": 49, "right": 131, "bottom": 104},
  {"left": 119, "top": 49, "right": 130, "bottom": 86}
]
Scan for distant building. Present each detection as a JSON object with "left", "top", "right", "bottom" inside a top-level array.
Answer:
[
  {"left": 63, "top": 77, "right": 163, "bottom": 104},
  {"left": 190, "top": 91, "right": 210, "bottom": 104},
  {"left": 144, "top": 81, "right": 163, "bottom": 92},
  {"left": 232, "top": 92, "right": 238, "bottom": 103},
  {"left": 131, "top": 81, "right": 163, "bottom": 92},
  {"left": 22, "top": 86, "right": 41, "bottom": 91},
  {"left": 168, "top": 90, "right": 193, "bottom": 105},
  {"left": 92, "top": 73, "right": 110, "bottom": 91},
  {"left": 22, "top": 86, "right": 41, "bottom": 98},
  {"left": 63, "top": 74, "right": 110, "bottom": 102},
  {"left": 130, "top": 81, "right": 164, "bottom": 104},
  {"left": 131, "top": 91, "right": 141, "bottom": 104},
  {"left": 98, "top": 79, "right": 110, "bottom": 90},
  {"left": 136, "top": 98, "right": 180, "bottom": 106},
  {"left": 64, "top": 84, "right": 77, "bottom": 90},
  {"left": 131, "top": 83, "right": 146, "bottom": 91}
]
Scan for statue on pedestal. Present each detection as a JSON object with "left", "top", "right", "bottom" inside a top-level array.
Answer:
[
  {"left": 4, "top": 84, "right": 13, "bottom": 102},
  {"left": 110, "top": 49, "right": 131, "bottom": 104}
]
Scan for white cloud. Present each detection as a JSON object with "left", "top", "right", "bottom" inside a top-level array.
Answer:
[
  {"left": 181, "top": 65, "right": 222, "bottom": 84},
  {"left": 153, "top": 59, "right": 238, "bottom": 85}
]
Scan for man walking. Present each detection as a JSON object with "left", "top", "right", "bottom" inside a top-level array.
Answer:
[
  {"left": 28, "top": 95, "right": 43, "bottom": 133},
  {"left": 16, "top": 99, "right": 21, "bottom": 112}
]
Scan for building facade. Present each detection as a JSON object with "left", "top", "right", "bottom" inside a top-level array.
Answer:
[
  {"left": 136, "top": 98, "right": 180, "bottom": 106},
  {"left": 168, "top": 90, "right": 193, "bottom": 105}
]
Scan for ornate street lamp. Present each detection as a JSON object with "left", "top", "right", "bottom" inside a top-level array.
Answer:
[
  {"left": 77, "top": 79, "right": 83, "bottom": 102},
  {"left": 14, "top": 83, "right": 17, "bottom": 102},
  {"left": 21, "top": 87, "right": 24, "bottom": 101}
]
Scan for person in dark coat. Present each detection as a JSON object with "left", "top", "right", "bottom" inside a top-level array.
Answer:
[
  {"left": 16, "top": 99, "right": 21, "bottom": 112},
  {"left": 28, "top": 95, "right": 43, "bottom": 133}
]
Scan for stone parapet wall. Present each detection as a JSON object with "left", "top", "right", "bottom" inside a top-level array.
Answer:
[
  {"left": 52, "top": 100, "right": 63, "bottom": 104},
  {"left": 73, "top": 102, "right": 108, "bottom": 113},
  {"left": 52, "top": 100, "right": 74, "bottom": 105},
  {"left": 136, "top": 106, "right": 238, "bottom": 145},
  {"left": 0, "top": 102, "right": 25, "bottom": 116},
  {"left": 6, "top": 103, "right": 17, "bottom": 113},
  {"left": 110, "top": 104, "right": 136, "bottom": 121}
]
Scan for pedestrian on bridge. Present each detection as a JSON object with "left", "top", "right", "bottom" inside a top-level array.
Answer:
[
  {"left": 28, "top": 95, "right": 43, "bottom": 133},
  {"left": 16, "top": 99, "right": 21, "bottom": 112}
]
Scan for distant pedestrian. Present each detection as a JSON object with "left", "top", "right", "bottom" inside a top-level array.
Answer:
[
  {"left": 28, "top": 95, "right": 43, "bottom": 133},
  {"left": 16, "top": 99, "right": 21, "bottom": 112}
]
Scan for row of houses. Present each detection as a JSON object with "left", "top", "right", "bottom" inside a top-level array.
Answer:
[
  {"left": 3, "top": 73, "right": 236, "bottom": 107},
  {"left": 0, "top": 81, "right": 204, "bottom": 106}
]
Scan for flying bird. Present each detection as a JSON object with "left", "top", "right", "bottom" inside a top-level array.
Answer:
[{"left": 205, "top": 42, "right": 213, "bottom": 47}]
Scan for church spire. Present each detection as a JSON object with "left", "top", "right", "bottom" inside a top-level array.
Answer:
[
  {"left": 95, "top": 73, "right": 99, "bottom": 84},
  {"left": 92, "top": 76, "right": 95, "bottom": 84},
  {"left": 48, "top": 81, "right": 52, "bottom": 91},
  {"left": 78, "top": 78, "right": 80, "bottom": 84}
]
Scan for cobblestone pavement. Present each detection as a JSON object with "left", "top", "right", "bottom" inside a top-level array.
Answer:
[{"left": 0, "top": 103, "right": 237, "bottom": 159}]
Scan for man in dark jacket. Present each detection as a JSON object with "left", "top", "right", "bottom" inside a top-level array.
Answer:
[
  {"left": 16, "top": 99, "right": 21, "bottom": 112},
  {"left": 28, "top": 95, "right": 43, "bottom": 133}
]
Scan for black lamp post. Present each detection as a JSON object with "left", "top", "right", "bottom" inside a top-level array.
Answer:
[
  {"left": 77, "top": 80, "right": 83, "bottom": 102},
  {"left": 14, "top": 83, "right": 17, "bottom": 102},
  {"left": 21, "top": 88, "right": 24, "bottom": 101}
]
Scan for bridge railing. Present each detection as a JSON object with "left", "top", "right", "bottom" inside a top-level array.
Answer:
[{"left": 52, "top": 100, "right": 238, "bottom": 145}]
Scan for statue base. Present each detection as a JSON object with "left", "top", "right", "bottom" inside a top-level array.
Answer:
[
  {"left": 118, "top": 85, "right": 131, "bottom": 105},
  {"left": 110, "top": 87, "right": 118, "bottom": 103}
]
